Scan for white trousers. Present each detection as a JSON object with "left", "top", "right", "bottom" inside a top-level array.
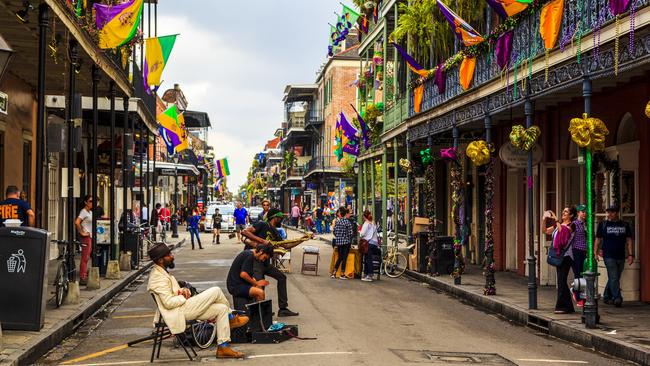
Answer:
[{"left": 181, "top": 287, "right": 231, "bottom": 344}]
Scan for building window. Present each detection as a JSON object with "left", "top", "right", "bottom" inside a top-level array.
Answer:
[{"left": 23, "top": 140, "right": 31, "bottom": 197}]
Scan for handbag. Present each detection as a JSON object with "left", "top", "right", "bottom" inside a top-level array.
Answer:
[
  {"left": 359, "top": 239, "right": 369, "bottom": 254},
  {"left": 547, "top": 232, "right": 574, "bottom": 267}
]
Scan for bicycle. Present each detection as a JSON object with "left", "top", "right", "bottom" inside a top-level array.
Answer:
[
  {"left": 135, "top": 223, "right": 154, "bottom": 266},
  {"left": 383, "top": 231, "right": 407, "bottom": 278},
  {"left": 51, "top": 239, "right": 81, "bottom": 307}
]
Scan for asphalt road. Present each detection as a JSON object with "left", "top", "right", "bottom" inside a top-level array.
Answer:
[{"left": 39, "top": 230, "right": 626, "bottom": 366}]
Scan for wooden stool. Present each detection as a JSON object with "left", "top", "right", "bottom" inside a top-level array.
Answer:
[{"left": 301, "top": 246, "right": 320, "bottom": 275}]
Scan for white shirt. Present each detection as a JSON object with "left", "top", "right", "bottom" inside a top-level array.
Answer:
[
  {"left": 78, "top": 208, "right": 93, "bottom": 235},
  {"left": 142, "top": 206, "right": 149, "bottom": 221},
  {"left": 360, "top": 221, "right": 379, "bottom": 245}
]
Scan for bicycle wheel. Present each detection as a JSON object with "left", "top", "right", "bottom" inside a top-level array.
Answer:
[
  {"left": 384, "top": 252, "right": 407, "bottom": 278},
  {"left": 54, "top": 262, "right": 67, "bottom": 308},
  {"left": 191, "top": 321, "right": 216, "bottom": 349}
]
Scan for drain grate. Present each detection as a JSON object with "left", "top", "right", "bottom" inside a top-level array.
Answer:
[{"left": 390, "top": 349, "right": 516, "bottom": 365}]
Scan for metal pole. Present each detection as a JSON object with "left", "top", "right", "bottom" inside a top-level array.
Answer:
[
  {"left": 484, "top": 108, "right": 496, "bottom": 294},
  {"left": 370, "top": 158, "right": 376, "bottom": 224},
  {"left": 357, "top": 158, "right": 363, "bottom": 225},
  {"left": 406, "top": 137, "right": 412, "bottom": 243},
  {"left": 146, "top": 130, "right": 150, "bottom": 219},
  {"left": 109, "top": 82, "right": 117, "bottom": 260},
  {"left": 582, "top": 75, "right": 599, "bottom": 328},
  {"left": 525, "top": 84, "right": 538, "bottom": 309},
  {"left": 122, "top": 97, "right": 129, "bottom": 254},
  {"left": 91, "top": 65, "right": 99, "bottom": 266},
  {"left": 393, "top": 137, "right": 398, "bottom": 245},
  {"left": 66, "top": 40, "right": 78, "bottom": 281},
  {"left": 35, "top": 4, "right": 49, "bottom": 228},
  {"left": 153, "top": 134, "right": 157, "bottom": 207},
  {"left": 139, "top": 123, "right": 144, "bottom": 224},
  {"left": 172, "top": 161, "right": 179, "bottom": 238},
  {"left": 381, "top": 149, "right": 388, "bottom": 251},
  {"left": 452, "top": 125, "right": 462, "bottom": 285}
]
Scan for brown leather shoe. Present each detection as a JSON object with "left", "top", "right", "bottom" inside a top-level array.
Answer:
[
  {"left": 216, "top": 346, "right": 244, "bottom": 359},
  {"left": 229, "top": 315, "right": 249, "bottom": 329}
]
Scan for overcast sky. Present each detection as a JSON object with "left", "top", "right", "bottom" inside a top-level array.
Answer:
[{"left": 157, "top": 0, "right": 341, "bottom": 193}]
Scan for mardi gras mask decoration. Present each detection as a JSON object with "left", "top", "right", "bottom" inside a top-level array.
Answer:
[
  {"left": 466, "top": 140, "right": 491, "bottom": 166},
  {"left": 568, "top": 113, "right": 609, "bottom": 151},
  {"left": 509, "top": 125, "right": 541, "bottom": 151},
  {"left": 420, "top": 148, "right": 433, "bottom": 166}
]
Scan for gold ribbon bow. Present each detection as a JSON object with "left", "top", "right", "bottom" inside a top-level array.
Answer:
[
  {"left": 509, "top": 125, "right": 541, "bottom": 151},
  {"left": 399, "top": 158, "right": 412, "bottom": 173},
  {"left": 466, "top": 140, "right": 491, "bottom": 166},
  {"left": 568, "top": 113, "right": 609, "bottom": 151}
]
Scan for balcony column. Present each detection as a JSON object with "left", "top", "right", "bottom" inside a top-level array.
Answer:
[
  {"left": 139, "top": 122, "right": 144, "bottom": 224},
  {"left": 109, "top": 82, "right": 117, "bottom": 260},
  {"left": 393, "top": 137, "right": 399, "bottom": 244},
  {"left": 370, "top": 158, "right": 376, "bottom": 224},
  {"left": 122, "top": 97, "right": 129, "bottom": 261},
  {"left": 66, "top": 40, "right": 79, "bottom": 282},
  {"left": 406, "top": 135, "right": 412, "bottom": 243},
  {"left": 525, "top": 84, "right": 538, "bottom": 309},
  {"left": 35, "top": 4, "right": 49, "bottom": 228},
  {"left": 357, "top": 158, "right": 363, "bottom": 224},
  {"left": 381, "top": 148, "right": 388, "bottom": 251},
  {"left": 362, "top": 160, "right": 368, "bottom": 215},
  {"left": 91, "top": 65, "right": 99, "bottom": 267}
]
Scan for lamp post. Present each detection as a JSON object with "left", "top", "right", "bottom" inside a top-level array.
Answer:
[
  {"left": 353, "top": 160, "right": 360, "bottom": 224},
  {"left": 525, "top": 83, "right": 538, "bottom": 309},
  {"left": 171, "top": 154, "right": 179, "bottom": 238}
]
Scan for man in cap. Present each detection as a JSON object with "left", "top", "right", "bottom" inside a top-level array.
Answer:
[
  {"left": 146, "top": 243, "right": 248, "bottom": 358},
  {"left": 570, "top": 204, "right": 588, "bottom": 307},
  {"left": 595, "top": 205, "right": 634, "bottom": 307},
  {"left": 242, "top": 208, "right": 309, "bottom": 317}
]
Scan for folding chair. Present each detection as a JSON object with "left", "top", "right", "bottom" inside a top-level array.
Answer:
[
  {"left": 272, "top": 248, "right": 291, "bottom": 273},
  {"left": 301, "top": 246, "right": 320, "bottom": 275},
  {"left": 149, "top": 294, "right": 198, "bottom": 362}
]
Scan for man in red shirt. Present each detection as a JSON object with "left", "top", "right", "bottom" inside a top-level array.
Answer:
[{"left": 159, "top": 204, "right": 171, "bottom": 230}]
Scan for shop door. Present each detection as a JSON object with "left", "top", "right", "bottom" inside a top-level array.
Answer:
[{"left": 505, "top": 169, "right": 520, "bottom": 271}]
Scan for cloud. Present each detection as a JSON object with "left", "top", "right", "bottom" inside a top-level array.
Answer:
[{"left": 156, "top": 1, "right": 336, "bottom": 192}]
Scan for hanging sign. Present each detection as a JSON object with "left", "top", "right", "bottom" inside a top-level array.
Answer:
[{"left": 499, "top": 143, "right": 543, "bottom": 169}]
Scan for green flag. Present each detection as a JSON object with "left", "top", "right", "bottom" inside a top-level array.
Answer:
[{"left": 342, "top": 4, "right": 360, "bottom": 26}]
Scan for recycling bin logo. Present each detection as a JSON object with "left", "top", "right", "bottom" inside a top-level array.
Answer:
[{"left": 7, "top": 249, "right": 27, "bottom": 274}]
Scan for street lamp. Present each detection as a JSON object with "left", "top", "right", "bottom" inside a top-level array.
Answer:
[
  {"left": 171, "top": 153, "right": 179, "bottom": 238},
  {"left": 0, "top": 34, "right": 14, "bottom": 83}
]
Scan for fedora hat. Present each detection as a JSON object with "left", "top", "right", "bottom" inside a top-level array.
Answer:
[{"left": 148, "top": 242, "right": 173, "bottom": 261}]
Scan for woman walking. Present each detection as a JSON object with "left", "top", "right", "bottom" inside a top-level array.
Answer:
[
  {"left": 331, "top": 207, "right": 353, "bottom": 279},
  {"left": 543, "top": 206, "right": 576, "bottom": 314},
  {"left": 74, "top": 195, "right": 93, "bottom": 285},
  {"left": 360, "top": 210, "right": 381, "bottom": 282},
  {"left": 188, "top": 209, "right": 204, "bottom": 250}
]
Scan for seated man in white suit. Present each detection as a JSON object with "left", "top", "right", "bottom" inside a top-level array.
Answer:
[{"left": 147, "top": 243, "right": 248, "bottom": 359}]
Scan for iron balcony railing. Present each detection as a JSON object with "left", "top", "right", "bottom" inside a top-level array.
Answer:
[
  {"left": 305, "top": 156, "right": 342, "bottom": 175},
  {"left": 408, "top": 0, "right": 649, "bottom": 118},
  {"left": 383, "top": 95, "right": 409, "bottom": 133}
]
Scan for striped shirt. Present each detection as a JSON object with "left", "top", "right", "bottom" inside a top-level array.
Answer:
[{"left": 572, "top": 219, "right": 587, "bottom": 251}]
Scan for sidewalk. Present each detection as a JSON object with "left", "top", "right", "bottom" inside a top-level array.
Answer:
[
  {"left": 0, "top": 234, "right": 188, "bottom": 366},
  {"left": 406, "top": 266, "right": 650, "bottom": 365}
]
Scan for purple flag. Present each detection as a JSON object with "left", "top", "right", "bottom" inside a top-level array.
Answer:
[
  {"left": 437, "top": 0, "right": 484, "bottom": 46},
  {"left": 350, "top": 104, "right": 371, "bottom": 148},
  {"left": 486, "top": 0, "right": 508, "bottom": 19},
  {"left": 340, "top": 112, "right": 360, "bottom": 156},
  {"left": 609, "top": 0, "right": 630, "bottom": 15},
  {"left": 434, "top": 62, "right": 446, "bottom": 94},
  {"left": 495, "top": 31, "right": 514, "bottom": 69}
]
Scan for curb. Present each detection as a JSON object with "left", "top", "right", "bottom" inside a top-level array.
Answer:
[
  {"left": 10, "top": 238, "right": 186, "bottom": 366},
  {"left": 404, "top": 269, "right": 650, "bottom": 366}
]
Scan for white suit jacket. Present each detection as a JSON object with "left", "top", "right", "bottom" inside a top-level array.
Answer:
[{"left": 147, "top": 264, "right": 187, "bottom": 334}]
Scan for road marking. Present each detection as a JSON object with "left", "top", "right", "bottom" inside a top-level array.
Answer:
[
  {"left": 517, "top": 359, "right": 589, "bottom": 364},
  {"left": 59, "top": 344, "right": 129, "bottom": 365},
  {"left": 248, "top": 351, "right": 360, "bottom": 359},
  {"left": 61, "top": 359, "right": 187, "bottom": 366},
  {"left": 111, "top": 314, "right": 155, "bottom": 319}
]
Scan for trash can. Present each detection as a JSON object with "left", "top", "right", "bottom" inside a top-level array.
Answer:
[
  {"left": 121, "top": 231, "right": 139, "bottom": 268},
  {"left": 0, "top": 227, "right": 50, "bottom": 330},
  {"left": 96, "top": 220, "right": 112, "bottom": 276},
  {"left": 434, "top": 236, "right": 455, "bottom": 275}
]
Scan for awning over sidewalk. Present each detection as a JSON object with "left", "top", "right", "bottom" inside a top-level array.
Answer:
[{"left": 148, "top": 161, "right": 200, "bottom": 176}]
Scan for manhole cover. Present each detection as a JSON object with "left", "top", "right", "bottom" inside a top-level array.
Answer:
[{"left": 390, "top": 349, "right": 516, "bottom": 365}]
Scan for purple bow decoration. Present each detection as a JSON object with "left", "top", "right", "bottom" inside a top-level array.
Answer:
[
  {"left": 434, "top": 62, "right": 446, "bottom": 94},
  {"left": 609, "top": 0, "right": 631, "bottom": 15},
  {"left": 495, "top": 31, "right": 514, "bottom": 70},
  {"left": 440, "top": 147, "right": 458, "bottom": 162}
]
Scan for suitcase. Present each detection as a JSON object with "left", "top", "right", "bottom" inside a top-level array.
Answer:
[{"left": 245, "top": 300, "right": 299, "bottom": 344}]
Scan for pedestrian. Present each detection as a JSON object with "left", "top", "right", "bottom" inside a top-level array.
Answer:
[
  {"left": 150, "top": 203, "right": 161, "bottom": 241},
  {"left": 291, "top": 203, "right": 301, "bottom": 228},
  {"left": 0, "top": 185, "right": 35, "bottom": 227},
  {"left": 258, "top": 199, "right": 270, "bottom": 222},
  {"left": 160, "top": 204, "right": 171, "bottom": 230},
  {"left": 74, "top": 195, "right": 93, "bottom": 285},
  {"left": 332, "top": 206, "right": 354, "bottom": 280},
  {"left": 226, "top": 244, "right": 273, "bottom": 304},
  {"left": 324, "top": 206, "right": 332, "bottom": 234},
  {"left": 212, "top": 208, "right": 223, "bottom": 244},
  {"left": 543, "top": 207, "right": 576, "bottom": 314},
  {"left": 188, "top": 209, "right": 204, "bottom": 250},
  {"left": 141, "top": 203, "right": 149, "bottom": 223},
  {"left": 570, "top": 204, "right": 588, "bottom": 307},
  {"left": 596, "top": 205, "right": 634, "bottom": 307},
  {"left": 315, "top": 205, "right": 324, "bottom": 234},
  {"left": 233, "top": 201, "right": 248, "bottom": 243},
  {"left": 241, "top": 208, "right": 303, "bottom": 317},
  {"left": 146, "top": 242, "right": 248, "bottom": 359},
  {"left": 360, "top": 210, "right": 381, "bottom": 282}
]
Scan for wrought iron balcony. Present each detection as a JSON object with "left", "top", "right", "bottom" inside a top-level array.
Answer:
[
  {"left": 305, "top": 156, "right": 342, "bottom": 177},
  {"left": 307, "top": 109, "right": 324, "bottom": 126},
  {"left": 383, "top": 95, "right": 409, "bottom": 133},
  {"left": 408, "top": 0, "right": 649, "bottom": 118}
]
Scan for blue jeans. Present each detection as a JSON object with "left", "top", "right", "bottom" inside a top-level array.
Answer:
[
  {"left": 324, "top": 219, "right": 331, "bottom": 233},
  {"left": 364, "top": 245, "right": 382, "bottom": 276},
  {"left": 189, "top": 227, "right": 202, "bottom": 249},
  {"left": 603, "top": 257, "right": 625, "bottom": 302},
  {"left": 315, "top": 219, "right": 323, "bottom": 234}
]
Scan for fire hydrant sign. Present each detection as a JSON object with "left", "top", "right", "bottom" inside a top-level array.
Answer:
[{"left": 0, "top": 227, "right": 50, "bottom": 331}]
